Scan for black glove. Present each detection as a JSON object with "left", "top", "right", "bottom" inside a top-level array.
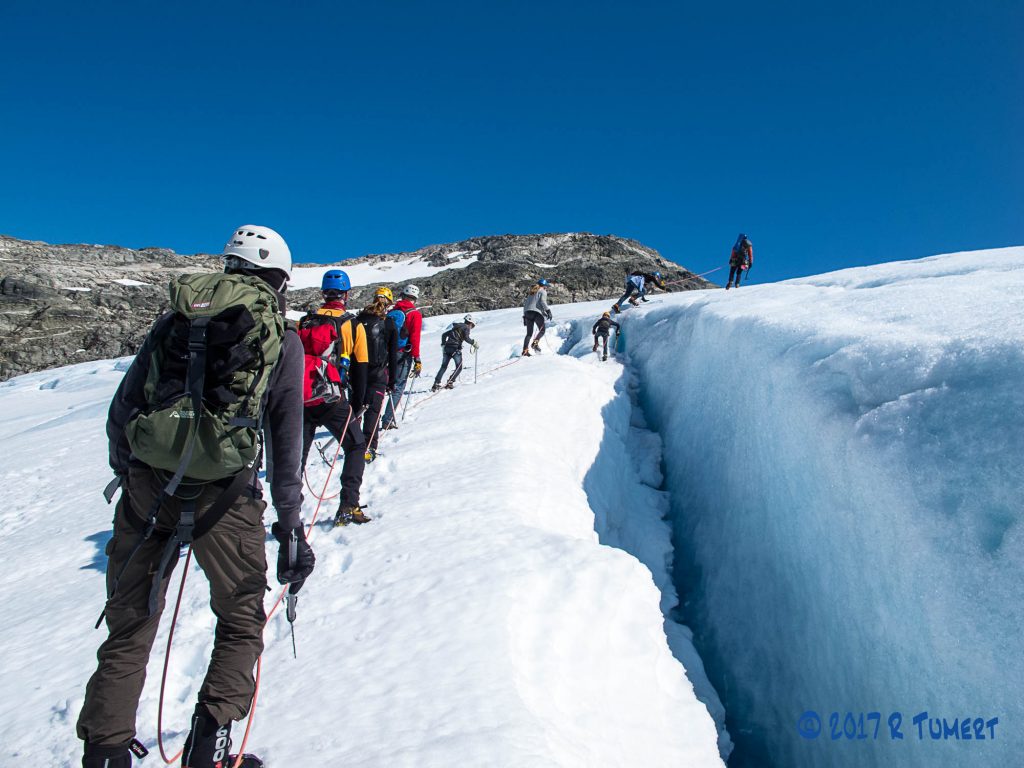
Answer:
[
  {"left": 386, "top": 383, "right": 395, "bottom": 394},
  {"left": 522, "top": 315, "right": 527, "bottom": 327},
  {"left": 545, "top": 310, "right": 553, "bottom": 321},
  {"left": 271, "top": 523, "right": 315, "bottom": 588}
]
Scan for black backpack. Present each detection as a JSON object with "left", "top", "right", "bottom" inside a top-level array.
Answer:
[
  {"left": 358, "top": 312, "right": 388, "bottom": 367},
  {"left": 441, "top": 323, "right": 463, "bottom": 348}
]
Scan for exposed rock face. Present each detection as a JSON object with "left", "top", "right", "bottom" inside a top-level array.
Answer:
[
  {"left": 0, "top": 236, "right": 221, "bottom": 381},
  {"left": 0, "top": 232, "right": 710, "bottom": 380}
]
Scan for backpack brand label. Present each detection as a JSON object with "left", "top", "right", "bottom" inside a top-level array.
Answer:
[
  {"left": 171, "top": 410, "right": 196, "bottom": 419},
  {"left": 192, "top": 301, "right": 212, "bottom": 309}
]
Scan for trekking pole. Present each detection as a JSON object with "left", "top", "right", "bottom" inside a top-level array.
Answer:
[
  {"left": 363, "top": 392, "right": 388, "bottom": 459},
  {"left": 474, "top": 346, "right": 478, "bottom": 384},
  {"left": 401, "top": 369, "right": 417, "bottom": 422},
  {"left": 385, "top": 390, "right": 399, "bottom": 428}
]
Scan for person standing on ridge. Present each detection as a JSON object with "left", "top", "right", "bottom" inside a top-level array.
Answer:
[
  {"left": 612, "top": 269, "right": 666, "bottom": 313},
  {"left": 592, "top": 311, "right": 621, "bottom": 361},
  {"left": 432, "top": 314, "right": 478, "bottom": 391},
  {"left": 298, "top": 269, "right": 372, "bottom": 526},
  {"left": 356, "top": 286, "right": 399, "bottom": 463},
  {"left": 726, "top": 234, "right": 753, "bottom": 289},
  {"left": 522, "top": 278, "right": 552, "bottom": 356},
  {"left": 77, "top": 225, "right": 314, "bottom": 768},
  {"left": 380, "top": 284, "right": 423, "bottom": 430}
]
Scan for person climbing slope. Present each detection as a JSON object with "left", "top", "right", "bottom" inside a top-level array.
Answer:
[
  {"left": 522, "top": 278, "right": 553, "bottom": 356},
  {"left": 432, "top": 314, "right": 478, "bottom": 391},
  {"left": 612, "top": 269, "right": 667, "bottom": 313},
  {"left": 356, "top": 286, "right": 399, "bottom": 463},
  {"left": 592, "top": 311, "right": 621, "bottom": 361},
  {"left": 380, "top": 284, "right": 423, "bottom": 430},
  {"left": 727, "top": 233, "right": 754, "bottom": 289},
  {"left": 297, "top": 269, "right": 372, "bottom": 526},
  {"left": 77, "top": 225, "right": 314, "bottom": 768}
]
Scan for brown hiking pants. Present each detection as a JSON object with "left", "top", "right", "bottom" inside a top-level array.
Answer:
[{"left": 77, "top": 467, "right": 268, "bottom": 747}]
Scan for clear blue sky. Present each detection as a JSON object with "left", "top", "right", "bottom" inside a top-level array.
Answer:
[{"left": 1, "top": 1, "right": 1021, "bottom": 283}]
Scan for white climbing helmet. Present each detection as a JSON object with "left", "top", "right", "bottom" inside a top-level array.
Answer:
[
  {"left": 464, "top": 314, "right": 475, "bottom": 325},
  {"left": 403, "top": 283, "right": 421, "bottom": 299},
  {"left": 223, "top": 225, "right": 292, "bottom": 280}
]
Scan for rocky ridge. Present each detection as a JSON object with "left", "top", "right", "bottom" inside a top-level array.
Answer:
[{"left": 0, "top": 232, "right": 710, "bottom": 380}]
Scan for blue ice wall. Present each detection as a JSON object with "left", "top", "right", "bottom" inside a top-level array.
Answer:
[{"left": 622, "top": 267, "right": 1023, "bottom": 768}]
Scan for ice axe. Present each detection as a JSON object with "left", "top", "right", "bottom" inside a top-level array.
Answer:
[{"left": 285, "top": 532, "right": 303, "bottom": 658}]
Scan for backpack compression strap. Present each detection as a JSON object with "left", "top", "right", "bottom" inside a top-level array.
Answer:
[{"left": 162, "top": 317, "right": 211, "bottom": 498}]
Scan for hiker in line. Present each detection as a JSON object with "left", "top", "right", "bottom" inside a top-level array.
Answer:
[
  {"left": 726, "top": 234, "right": 753, "bottom": 289},
  {"left": 380, "top": 284, "right": 423, "bottom": 431},
  {"left": 432, "top": 314, "right": 478, "bottom": 391},
  {"left": 356, "top": 286, "right": 399, "bottom": 463},
  {"left": 297, "top": 269, "right": 372, "bottom": 526},
  {"left": 612, "top": 269, "right": 666, "bottom": 313},
  {"left": 78, "top": 225, "right": 314, "bottom": 768},
  {"left": 522, "top": 278, "right": 553, "bottom": 356},
  {"left": 592, "top": 311, "right": 621, "bottom": 361}
]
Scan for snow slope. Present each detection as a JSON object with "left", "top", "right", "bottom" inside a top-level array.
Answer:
[
  {"left": 0, "top": 304, "right": 723, "bottom": 766},
  {"left": 289, "top": 250, "right": 480, "bottom": 290},
  {"left": 615, "top": 246, "right": 1023, "bottom": 768},
  {"left": 3, "top": 244, "right": 1017, "bottom": 768}
]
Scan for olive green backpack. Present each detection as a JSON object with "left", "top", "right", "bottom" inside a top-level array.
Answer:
[{"left": 125, "top": 272, "right": 285, "bottom": 494}]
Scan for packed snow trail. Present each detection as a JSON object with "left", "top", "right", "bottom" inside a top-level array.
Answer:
[
  {"left": 0, "top": 305, "right": 723, "bottom": 766},
  {"left": 617, "top": 247, "right": 1024, "bottom": 768}
]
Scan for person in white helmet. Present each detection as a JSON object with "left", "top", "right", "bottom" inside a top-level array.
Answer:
[
  {"left": 432, "top": 314, "right": 478, "bottom": 391},
  {"left": 381, "top": 284, "right": 423, "bottom": 429},
  {"left": 78, "top": 225, "right": 312, "bottom": 768}
]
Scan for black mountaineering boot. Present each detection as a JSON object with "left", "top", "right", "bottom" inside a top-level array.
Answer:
[
  {"left": 83, "top": 743, "right": 132, "bottom": 768},
  {"left": 336, "top": 503, "right": 371, "bottom": 526},
  {"left": 182, "top": 706, "right": 231, "bottom": 768}
]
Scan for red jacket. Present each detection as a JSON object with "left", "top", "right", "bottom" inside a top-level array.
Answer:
[{"left": 393, "top": 299, "right": 423, "bottom": 359}]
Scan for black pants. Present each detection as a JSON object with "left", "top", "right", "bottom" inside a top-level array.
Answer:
[
  {"left": 594, "top": 332, "right": 610, "bottom": 354},
  {"left": 363, "top": 379, "right": 389, "bottom": 451},
  {"left": 728, "top": 265, "right": 744, "bottom": 286},
  {"left": 301, "top": 400, "right": 366, "bottom": 507},
  {"left": 524, "top": 311, "right": 546, "bottom": 349},
  {"left": 434, "top": 348, "right": 463, "bottom": 386},
  {"left": 381, "top": 354, "right": 412, "bottom": 429}
]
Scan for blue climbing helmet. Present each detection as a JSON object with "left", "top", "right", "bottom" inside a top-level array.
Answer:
[
  {"left": 322, "top": 269, "right": 351, "bottom": 293},
  {"left": 653, "top": 271, "right": 662, "bottom": 280},
  {"left": 537, "top": 278, "right": 549, "bottom": 286}
]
